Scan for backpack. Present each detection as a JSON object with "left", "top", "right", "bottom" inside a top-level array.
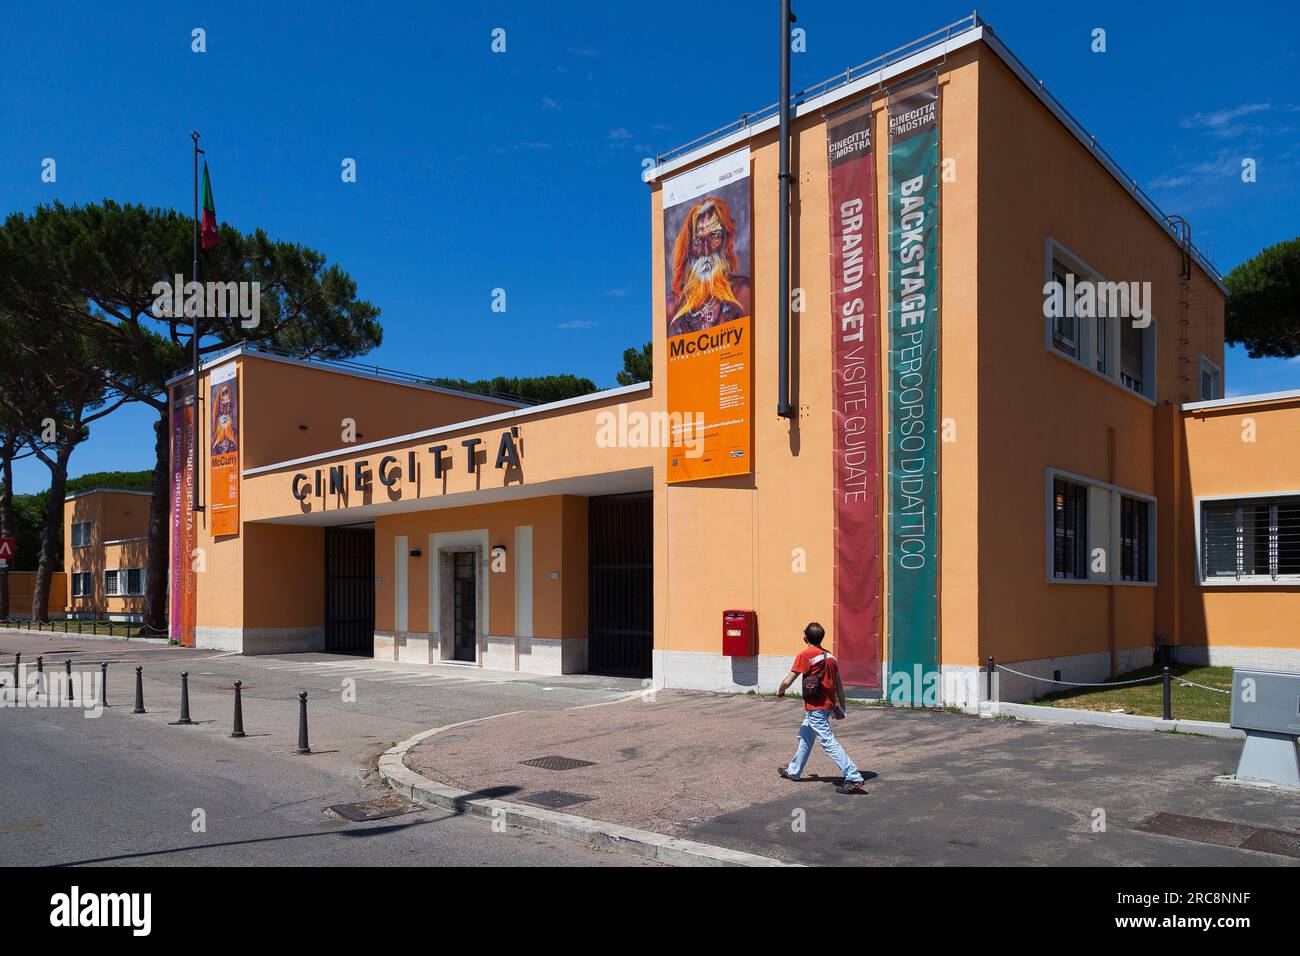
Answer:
[{"left": 802, "top": 652, "right": 831, "bottom": 701}]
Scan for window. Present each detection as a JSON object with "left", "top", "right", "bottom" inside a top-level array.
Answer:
[
  {"left": 72, "top": 572, "right": 89, "bottom": 597},
  {"left": 1053, "top": 478, "right": 1088, "bottom": 579},
  {"left": 125, "top": 568, "right": 144, "bottom": 596},
  {"left": 1198, "top": 355, "right": 1223, "bottom": 401},
  {"left": 1202, "top": 496, "right": 1300, "bottom": 582},
  {"left": 1044, "top": 240, "right": 1155, "bottom": 400},
  {"left": 1095, "top": 314, "right": 1107, "bottom": 374},
  {"left": 71, "top": 521, "right": 93, "bottom": 548},
  {"left": 1120, "top": 496, "right": 1151, "bottom": 582},
  {"left": 104, "top": 570, "right": 120, "bottom": 596},
  {"left": 1050, "top": 263, "right": 1077, "bottom": 358},
  {"left": 1120, "top": 318, "right": 1144, "bottom": 394},
  {"left": 1049, "top": 470, "right": 1156, "bottom": 584}
]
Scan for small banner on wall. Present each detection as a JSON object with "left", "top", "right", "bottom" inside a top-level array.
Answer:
[
  {"left": 886, "top": 72, "right": 940, "bottom": 703},
  {"left": 663, "top": 147, "right": 753, "bottom": 484},
  {"left": 826, "top": 98, "right": 882, "bottom": 689},
  {"left": 170, "top": 379, "right": 197, "bottom": 647},
  {"left": 209, "top": 362, "right": 240, "bottom": 537}
]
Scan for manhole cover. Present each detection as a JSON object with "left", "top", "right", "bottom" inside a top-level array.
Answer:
[
  {"left": 519, "top": 755, "right": 596, "bottom": 771},
  {"left": 1132, "top": 812, "right": 1300, "bottom": 860},
  {"left": 521, "top": 790, "right": 594, "bottom": 810},
  {"left": 327, "top": 793, "right": 419, "bottom": 822}
]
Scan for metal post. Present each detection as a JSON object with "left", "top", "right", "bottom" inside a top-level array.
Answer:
[
  {"left": 13, "top": 652, "right": 19, "bottom": 683},
  {"left": 100, "top": 662, "right": 108, "bottom": 707},
  {"left": 65, "top": 659, "right": 74, "bottom": 702},
  {"left": 190, "top": 131, "right": 205, "bottom": 515},
  {"left": 775, "top": 0, "right": 795, "bottom": 419},
  {"left": 132, "top": 666, "right": 146, "bottom": 714},
  {"left": 230, "top": 680, "right": 245, "bottom": 738},
  {"left": 987, "top": 656, "right": 995, "bottom": 701},
  {"left": 35, "top": 656, "right": 43, "bottom": 697},
  {"left": 294, "top": 691, "right": 311, "bottom": 754},
  {"left": 177, "top": 671, "right": 193, "bottom": 724},
  {"left": 1162, "top": 666, "right": 1172, "bottom": 721}
]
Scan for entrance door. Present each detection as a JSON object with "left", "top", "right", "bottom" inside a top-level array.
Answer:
[
  {"left": 451, "top": 550, "right": 477, "bottom": 662},
  {"left": 325, "top": 527, "right": 375, "bottom": 654},
  {"left": 588, "top": 493, "right": 652, "bottom": 677}
]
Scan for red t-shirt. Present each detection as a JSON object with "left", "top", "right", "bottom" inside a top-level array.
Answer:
[{"left": 792, "top": 647, "right": 838, "bottom": 711}]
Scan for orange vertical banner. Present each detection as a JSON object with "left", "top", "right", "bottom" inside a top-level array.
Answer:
[
  {"left": 663, "top": 148, "right": 753, "bottom": 483},
  {"left": 209, "top": 363, "right": 240, "bottom": 537}
]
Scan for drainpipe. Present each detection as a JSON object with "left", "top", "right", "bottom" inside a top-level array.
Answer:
[{"left": 776, "top": 0, "right": 796, "bottom": 419}]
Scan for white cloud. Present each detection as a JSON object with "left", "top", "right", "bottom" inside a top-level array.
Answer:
[
  {"left": 1181, "top": 103, "right": 1273, "bottom": 138},
  {"left": 558, "top": 320, "right": 598, "bottom": 329}
]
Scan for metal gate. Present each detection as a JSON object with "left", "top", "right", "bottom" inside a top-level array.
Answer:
[
  {"left": 587, "top": 493, "right": 652, "bottom": 677},
  {"left": 325, "top": 527, "right": 375, "bottom": 654}
]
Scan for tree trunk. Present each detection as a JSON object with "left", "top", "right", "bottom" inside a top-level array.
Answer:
[
  {"left": 142, "top": 410, "right": 170, "bottom": 634},
  {"left": 31, "top": 444, "right": 72, "bottom": 623},
  {"left": 0, "top": 445, "right": 13, "bottom": 620}
]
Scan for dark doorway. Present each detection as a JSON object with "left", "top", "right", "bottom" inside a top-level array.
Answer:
[
  {"left": 452, "top": 551, "right": 477, "bottom": 662},
  {"left": 588, "top": 492, "right": 653, "bottom": 677},
  {"left": 325, "top": 526, "right": 375, "bottom": 654}
]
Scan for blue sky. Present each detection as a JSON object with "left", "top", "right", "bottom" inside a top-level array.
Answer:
[{"left": 4, "top": 0, "right": 1298, "bottom": 493}]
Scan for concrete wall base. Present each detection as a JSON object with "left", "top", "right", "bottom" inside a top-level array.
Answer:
[
  {"left": 1175, "top": 645, "right": 1300, "bottom": 671},
  {"left": 195, "top": 626, "right": 324, "bottom": 654},
  {"left": 987, "top": 646, "right": 1154, "bottom": 704},
  {"left": 372, "top": 631, "right": 586, "bottom": 676}
]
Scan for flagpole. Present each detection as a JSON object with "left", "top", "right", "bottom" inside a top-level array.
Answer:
[{"left": 190, "top": 131, "right": 204, "bottom": 513}]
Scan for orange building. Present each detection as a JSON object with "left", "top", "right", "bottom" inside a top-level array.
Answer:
[
  {"left": 154, "top": 16, "right": 1294, "bottom": 704},
  {"left": 63, "top": 489, "right": 151, "bottom": 620}
]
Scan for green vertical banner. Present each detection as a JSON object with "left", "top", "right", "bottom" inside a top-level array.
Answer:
[{"left": 886, "top": 72, "right": 940, "bottom": 705}]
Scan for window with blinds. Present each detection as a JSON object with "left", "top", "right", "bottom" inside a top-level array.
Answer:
[
  {"left": 125, "top": 568, "right": 144, "bottom": 595},
  {"left": 1202, "top": 496, "right": 1300, "bottom": 581},
  {"left": 1053, "top": 478, "right": 1088, "bottom": 579},
  {"left": 1120, "top": 496, "right": 1151, "bottom": 582},
  {"left": 71, "top": 521, "right": 93, "bottom": 548},
  {"left": 104, "top": 570, "right": 120, "bottom": 596}
]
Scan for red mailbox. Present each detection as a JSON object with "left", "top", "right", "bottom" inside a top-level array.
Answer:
[{"left": 723, "top": 609, "right": 756, "bottom": 657}]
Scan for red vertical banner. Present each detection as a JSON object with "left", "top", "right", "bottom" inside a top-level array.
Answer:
[
  {"left": 170, "top": 380, "right": 197, "bottom": 647},
  {"left": 826, "top": 98, "right": 882, "bottom": 688}
]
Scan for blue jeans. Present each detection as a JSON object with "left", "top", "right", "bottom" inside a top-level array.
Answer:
[{"left": 786, "top": 708, "right": 863, "bottom": 783}]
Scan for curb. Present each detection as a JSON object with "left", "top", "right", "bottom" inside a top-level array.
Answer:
[
  {"left": 985, "top": 701, "right": 1244, "bottom": 739},
  {"left": 378, "top": 719, "right": 798, "bottom": 868}
]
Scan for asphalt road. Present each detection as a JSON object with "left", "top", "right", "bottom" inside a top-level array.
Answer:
[{"left": 0, "top": 633, "right": 649, "bottom": 867}]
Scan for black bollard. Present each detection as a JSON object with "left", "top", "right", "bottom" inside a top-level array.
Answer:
[
  {"left": 35, "top": 656, "right": 43, "bottom": 697},
  {"left": 132, "top": 666, "right": 146, "bottom": 714},
  {"left": 230, "top": 680, "right": 246, "bottom": 738},
  {"left": 986, "top": 655, "right": 994, "bottom": 701},
  {"left": 177, "top": 672, "right": 193, "bottom": 725},
  {"left": 294, "top": 691, "right": 311, "bottom": 755},
  {"left": 65, "top": 659, "right": 75, "bottom": 702},
  {"left": 100, "top": 662, "right": 108, "bottom": 707},
  {"left": 13, "top": 652, "right": 20, "bottom": 683},
  {"left": 1162, "top": 666, "right": 1172, "bottom": 721}
]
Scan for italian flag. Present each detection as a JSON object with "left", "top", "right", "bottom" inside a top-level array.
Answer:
[{"left": 200, "top": 162, "right": 218, "bottom": 250}]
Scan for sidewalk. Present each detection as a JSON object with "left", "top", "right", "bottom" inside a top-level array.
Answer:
[{"left": 404, "top": 690, "right": 1300, "bottom": 866}]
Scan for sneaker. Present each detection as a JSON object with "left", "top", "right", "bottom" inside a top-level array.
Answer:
[
  {"left": 778, "top": 766, "right": 798, "bottom": 781},
  {"left": 835, "top": 779, "right": 865, "bottom": 794}
]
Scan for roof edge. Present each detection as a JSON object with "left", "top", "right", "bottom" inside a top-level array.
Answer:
[{"left": 242, "top": 380, "right": 653, "bottom": 477}]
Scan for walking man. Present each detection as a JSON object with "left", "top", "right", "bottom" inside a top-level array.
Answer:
[{"left": 776, "top": 622, "right": 866, "bottom": 794}]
